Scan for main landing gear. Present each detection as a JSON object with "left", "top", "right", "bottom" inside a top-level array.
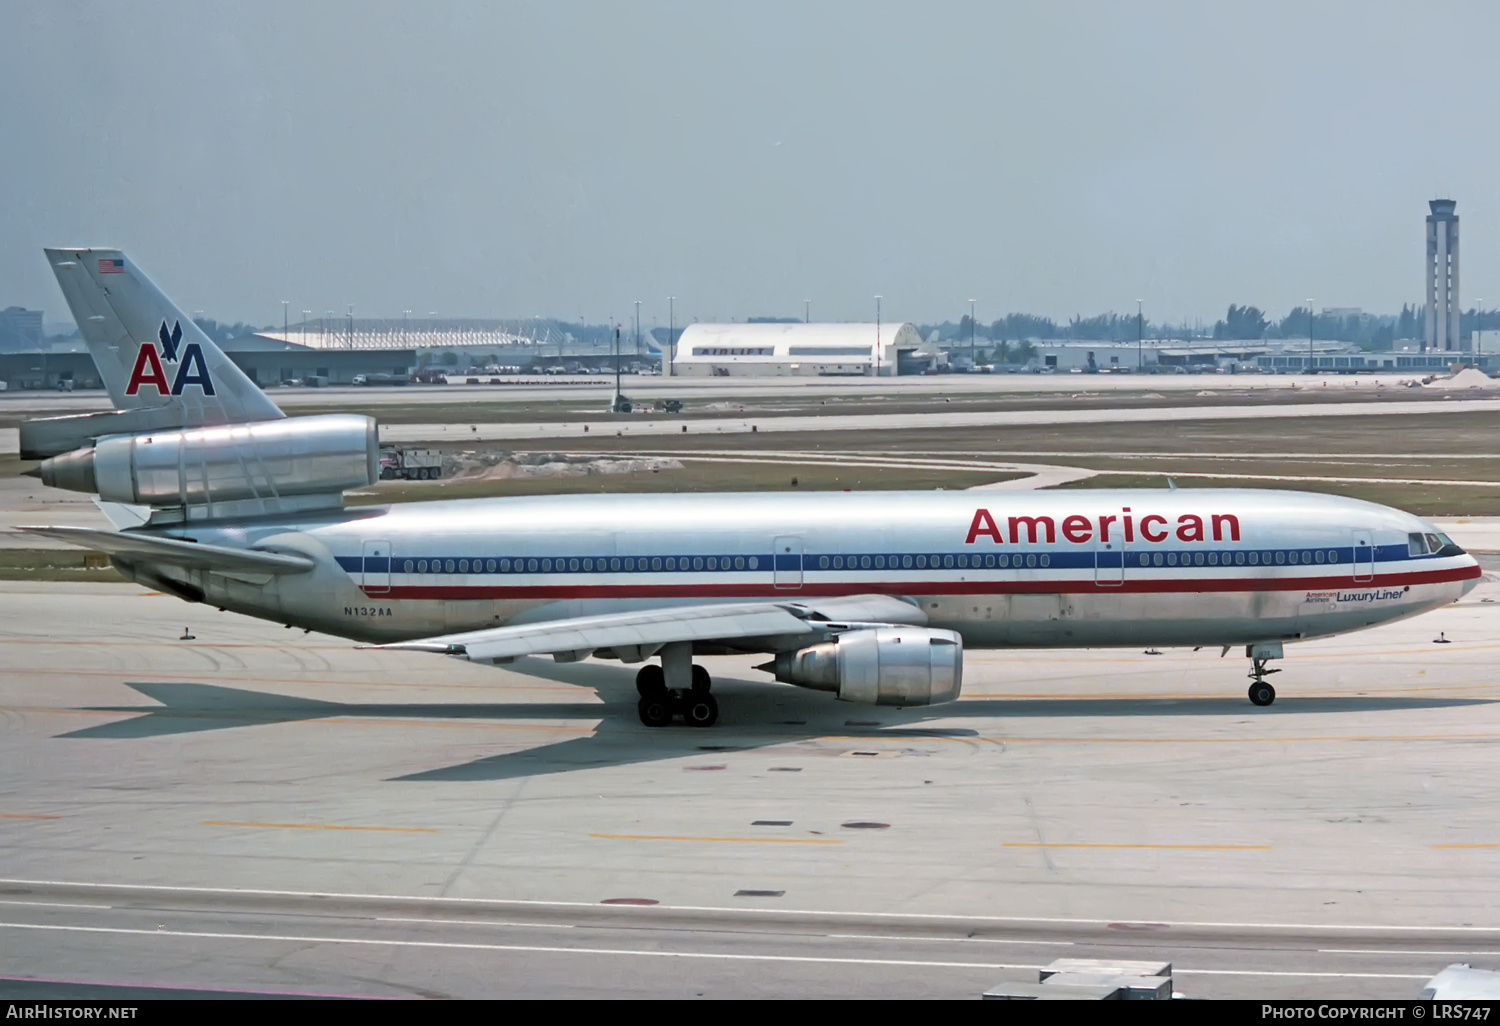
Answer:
[
  {"left": 1245, "top": 642, "right": 1284, "bottom": 707},
  {"left": 636, "top": 660, "right": 718, "bottom": 728}
]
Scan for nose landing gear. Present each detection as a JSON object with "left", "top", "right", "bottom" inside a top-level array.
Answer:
[
  {"left": 1244, "top": 642, "right": 1284, "bottom": 707},
  {"left": 1247, "top": 657, "right": 1281, "bottom": 707},
  {"left": 635, "top": 662, "right": 718, "bottom": 727}
]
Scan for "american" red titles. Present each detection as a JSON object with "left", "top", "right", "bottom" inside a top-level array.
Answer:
[{"left": 965, "top": 508, "right": 1241, "bottom": 545}]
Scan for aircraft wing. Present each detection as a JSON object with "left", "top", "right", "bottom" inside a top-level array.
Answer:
[
  {"left": 372, "top": 594, "right": 926, "bottom": 664},
  {"left": 18, "top": 526, "right": 315, "bottom": 576}
]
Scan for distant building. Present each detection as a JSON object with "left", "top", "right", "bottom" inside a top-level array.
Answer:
[
  {"left": 1426, "top": 199, "right": 1461, "bottom": 351},
  {"left": 670, "top": 322, "right": 931, "bottom": 377},
  {"left": 0, "top": 307, "right": 44, "bottom": 353},
  {"left": 223, "top": 334, "right": 415, "bottom": 386}
]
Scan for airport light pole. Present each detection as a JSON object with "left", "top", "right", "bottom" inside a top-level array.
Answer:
[
  {"left": 347, "top": 305, "right": 354, "bottom": 349},
  {"left": 970, "top": 299, "right": 976, "bottom": 368},
  {"left": 805, "top": 299, "right": 810, "bottom": 324},
  {"left": 403, "top": 309, "right": 410, "bottom": 347},
  {"left": 668, "top": 296, "right": 675, "bottom": 377},
  {"left": 1136, "top": 299, "right": 1143, "bottom": 372},
  {"left": 302, "top": 310, "right": 310, "bottom": 346},
  {"left": 1478, "top": 299, "right": 1485, "bottom": 367},
  {"left": 1307, "top": 298, "right": 1315, "bottom": 376},
  {"left": 634, "top": 300, "right": 641, "bottom": 364},
  {"left": 875, "top": 295, "right": 882, "bottom": 377},
  {"left": 281, "top": 300, "right": 289, "bottom": 342}
]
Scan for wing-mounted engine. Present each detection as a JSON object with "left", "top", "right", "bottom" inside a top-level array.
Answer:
[
  {"left": 30, "top": 413, "right": 379, "bottom": 521},
  {"left": 761, "top": 627, "right": 963, "bottom": 706}
]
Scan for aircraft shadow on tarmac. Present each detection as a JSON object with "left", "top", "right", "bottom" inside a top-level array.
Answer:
[{"left": 58, "top": 660, "right": 1497, "bottom": 782}]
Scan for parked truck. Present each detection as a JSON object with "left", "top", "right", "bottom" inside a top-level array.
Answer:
[{"left": 379, "top": 445, "right": 444, "bottom": 481}]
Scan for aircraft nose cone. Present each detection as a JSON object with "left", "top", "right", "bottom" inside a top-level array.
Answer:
[{"left": 1462, "top": 568, "right": 1482, "bottom": 597}]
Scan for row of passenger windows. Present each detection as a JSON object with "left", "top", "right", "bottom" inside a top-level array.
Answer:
[
  {"left": 816, "top": 553, "right": 1051, "bottom": 569},
  {"left": 400, "top": 555, "right": 762, "bottom": 574},
  {"left": 393, "top": 549, "right": 1351, "bottom": 575},
  {"left": 1139, "top": 549, "right": 1341, "bottom": 567}
]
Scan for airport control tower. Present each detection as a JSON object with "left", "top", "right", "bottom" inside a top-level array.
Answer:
[{"left": 1426, "top": 199, "right": 1461, "bottom": 351}]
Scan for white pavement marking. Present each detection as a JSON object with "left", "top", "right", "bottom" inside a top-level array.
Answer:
[
  {"left": 0, "top": 921, "right": 1040, "bottom": 971},
  {"left": 376, "top": 916, "right": 575, "bottom": 929},
  {"left": 0, "top": 922, "right": 1433, "bottom": 979},
  {"left": 969, "top": 467, "right": 1100, "bottom": 490},
  {"left": 3, "top": 878, "right": 1497, "bottom": 933},
  {"left": 378, "top": 398, "right": 1500, "bottom": 444},
  {"left": 1320, "top": 949, "right": 1500, "bottom": 956},
  {"left": 542, "top": 449, "right": 1095, "bottom": 489},
  {"left": 0, "top": 900, "right": 111, "bottom": 910},
  {"left": 827, "top": 933, "right": 1074, "bottom": 946}
]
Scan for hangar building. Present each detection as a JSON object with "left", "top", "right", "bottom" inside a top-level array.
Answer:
[{"left": 670, "top": 322, "right": 932, "bottom": 377}]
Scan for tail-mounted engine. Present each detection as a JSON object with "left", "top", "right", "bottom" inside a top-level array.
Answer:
[
  {"left": 763, "top": 627, "right": 963, "bottom": 706},
  {"left": 33, "top": 413, "right": 378, "bottom": 512}
]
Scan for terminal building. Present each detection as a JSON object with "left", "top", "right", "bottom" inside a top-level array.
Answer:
[{"left": 669, "top": 322, "right": 934, "bottom": 377}]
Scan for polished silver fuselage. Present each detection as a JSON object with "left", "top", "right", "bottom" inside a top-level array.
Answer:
[{"left": 142, "top": 488, "right": 1480, "bottom": 653}]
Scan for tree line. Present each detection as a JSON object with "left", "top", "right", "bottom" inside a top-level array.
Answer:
[{"left": 917, "top": 304, "right": 1500, "bottom": 351}]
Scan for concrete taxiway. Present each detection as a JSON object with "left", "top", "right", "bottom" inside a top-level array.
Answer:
[
  {"left": 375, "top": 397, "right": 1500, "bottom": 445},
  {"left": 3, "top": 577, "right": 1500, "bottom": 999}
]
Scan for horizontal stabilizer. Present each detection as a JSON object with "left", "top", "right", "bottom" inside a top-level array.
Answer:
[
  {"left": 18, "top": 526, "right": 314, "bottom": 576},
  {"left": 20, "top": 407, "right": 211, "bottom": 460},
  {"left": 373, "top": 601, "right": 820, "bottom": 663}
]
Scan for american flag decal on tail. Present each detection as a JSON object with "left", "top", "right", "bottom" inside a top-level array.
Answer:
[{"left": 99, "top": 258, "right": 124, "bottom": 274}]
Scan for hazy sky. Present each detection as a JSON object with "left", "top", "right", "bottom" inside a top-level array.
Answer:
[{"left": 4, "top": 1, "right": 1499, "bottom": 328}]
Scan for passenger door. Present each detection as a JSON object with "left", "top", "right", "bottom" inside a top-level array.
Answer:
[
  {"left": 1095, "top": 540, "right": 1124, "bottom": 586},
  {"left": 362, "top": 540, "right": 392, "bottom": 595},
  {"left": 773, "top": 536, "right": 803, "bottom": 591},
  {"left": 1353, "top": 531, "right": 1374, "bottom": 582}
]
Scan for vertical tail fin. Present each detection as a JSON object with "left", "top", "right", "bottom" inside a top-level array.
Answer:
[{"left": 45, "top": 248, "right": 282, "bottom": 425}]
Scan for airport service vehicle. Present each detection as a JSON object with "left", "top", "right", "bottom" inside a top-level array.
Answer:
[
  {"left": 353, "top": 373, "right": 408, "bottom": 387},
  {"left": 379, "top": 446, "right": 444, "bottom": 481},
  {"left": 20, "top": 249, "right": 1481, "bottom": 728}
]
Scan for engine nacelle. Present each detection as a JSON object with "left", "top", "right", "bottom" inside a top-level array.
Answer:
[
  {"left": 35, "top": 413, "right": 379, "bottom": 507},
  {"left": 767, "top": 627, "right": 963, "bottom": 706}
]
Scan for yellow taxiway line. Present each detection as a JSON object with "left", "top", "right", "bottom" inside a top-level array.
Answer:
[{"left": 201, "top": 820, "right": 437, "bottom": 834}]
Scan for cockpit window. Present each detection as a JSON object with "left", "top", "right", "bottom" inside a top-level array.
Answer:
[
  {"left": 1436, "top": 533, "right": 1466, "bottom": 556},
  {"left": 1416, "top": 531, "right": 1466, "bottom": 557}
]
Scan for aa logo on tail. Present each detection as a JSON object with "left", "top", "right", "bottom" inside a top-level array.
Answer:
[{"left": 124, "top": 321, "right": 216, "bottom": 396}]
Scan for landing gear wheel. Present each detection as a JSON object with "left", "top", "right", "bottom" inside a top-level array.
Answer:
[
  {"left": 1248, "top": 681, "right": 1276, "bottom": 707},
  {"left": 690, "top": 664, "right": 712, "bottom": 693},
  {"left": 638, "top": 695, "right": 672, "bottom": 727},
  {"left": 683, "top": 692, "right": 719, "bottom": 728},
  {"left": 635, "top": 664, "right": 666, "bottom": 698}
]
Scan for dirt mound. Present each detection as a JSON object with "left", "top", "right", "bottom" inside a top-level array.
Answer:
[
  {"left": 1427, "top": 367, "right": 1500, "bottom": 390},
  {"left": 458, "top": 452, "right": 684, "bottom": 480}
]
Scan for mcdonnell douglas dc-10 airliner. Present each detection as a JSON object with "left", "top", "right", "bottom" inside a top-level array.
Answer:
[{"left": 20, "top": 250, "right": 1480, "bottom": 727}]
